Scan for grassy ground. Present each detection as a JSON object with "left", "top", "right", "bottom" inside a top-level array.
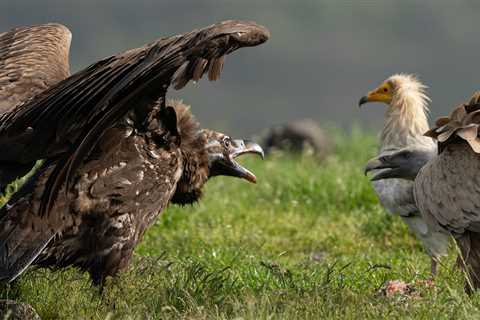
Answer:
[{"left": 0, "top": 128, "right": 479, "bottom": 319}]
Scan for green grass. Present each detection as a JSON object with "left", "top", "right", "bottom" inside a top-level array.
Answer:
[{"left": 1, "top": 128, "right": 479, "bottom": 319}]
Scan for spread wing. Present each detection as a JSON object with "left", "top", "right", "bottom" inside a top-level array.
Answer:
[
  {"left": 0, "top": 23, "right": 71, "bottom": 113},
  {"left": 0, "top": 20, "right": 269, "bottom": 215}
]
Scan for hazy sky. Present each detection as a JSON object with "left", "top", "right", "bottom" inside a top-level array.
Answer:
[{"left": 2, "top": 0, "right": 479, "bottom": 136}]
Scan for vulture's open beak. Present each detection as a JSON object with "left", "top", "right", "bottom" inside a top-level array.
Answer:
[
  {"left": 210, "top": 140, "right": 264, "bottom": 183},
  {"left": 364, "top": 156, "right": 400, "bottom": 181}
]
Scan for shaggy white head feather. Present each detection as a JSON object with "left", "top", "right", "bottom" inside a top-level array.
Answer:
[{"left": 381, "top": 74, "right": 433, "bottom": 151}]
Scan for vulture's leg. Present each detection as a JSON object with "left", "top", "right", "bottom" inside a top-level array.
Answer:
[
  {"left": 81, "top": 214, "right": 136, "bottom": 287},
  {"left": 430, "top": 258, "right": 438, "bottom": 277},
  {"left": 89, "top": 247, "right": 134, "bottom": 287}
]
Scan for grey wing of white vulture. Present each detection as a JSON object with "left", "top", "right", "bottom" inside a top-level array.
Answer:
[
  {"left": 0, "top": 23, "right": 72, "bottom": 191},
  {"left": 0, "top": 23, "right": 72, "bottom": 113},
  {"left": 372, "top": 144, "right": 450, "bottom": 261}
]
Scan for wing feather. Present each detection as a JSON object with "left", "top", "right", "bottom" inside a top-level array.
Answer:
[
  {"left": 0, "top": 23, "right": 71, "bottom": 113},
  {"left": 0, "top": 20, "right": 269, "bottom": 216}
]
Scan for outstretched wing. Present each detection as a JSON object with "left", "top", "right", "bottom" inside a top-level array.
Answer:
[
  {"left": 0, "top": 23, "right": 71, "bottom": 113},
  {"left": 0, "top": 20, "right": 269, "bottom": 214}
]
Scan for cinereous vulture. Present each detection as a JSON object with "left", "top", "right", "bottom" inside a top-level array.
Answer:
[
  {"left": 365, "top": 93, "right": 480, "bottom": 293},
  {"left": 359, "top": 74, "right": 449, "bottom": 275},
  {"left": 0, "top": 21, "right": 268, "bottom": 285}
]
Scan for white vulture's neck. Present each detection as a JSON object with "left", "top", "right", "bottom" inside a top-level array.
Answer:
[{"left": 380, "top": 76, "right": 432, "bottom": 151}]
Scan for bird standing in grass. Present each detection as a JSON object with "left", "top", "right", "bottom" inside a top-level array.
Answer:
[
  {"left": 359, "top": 74, "right": 450, "bottom": 276},
  {"left": 0, "top": 101, "right": 263, "bottom": 285},
  {"left": 0, "top": 20, "right": 268, "bottom": 285}
]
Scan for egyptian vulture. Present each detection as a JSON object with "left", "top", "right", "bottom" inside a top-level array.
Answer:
[
  {"left": 359, "top": 74, "right": 449, "bottom": 275},
  {"left": 364, "top": 93, "right": 480, "bottom": 293},
  {"left": 0, "top": 21, "right": 268, "bottom": 284}
]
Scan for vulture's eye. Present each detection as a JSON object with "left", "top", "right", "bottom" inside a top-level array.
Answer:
[
  {"left": 223, "top": 137, "right": 231, "bottom": 148},
  {"left": 402, "top": 152, "right": 411, "bottom": 159},
  {"left": 383, "top": 87, "right": 388, "bottom": 93}
]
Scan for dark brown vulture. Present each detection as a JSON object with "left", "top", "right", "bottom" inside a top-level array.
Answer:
[
  {"left": 364, "top": 93, "right": 480, "bottom": 293},
  {"left": 0, "top": 23, "right": 72, "bottom": 191},
  {"left": 0, "top": 21, "right": 269, "bottom": 284}
]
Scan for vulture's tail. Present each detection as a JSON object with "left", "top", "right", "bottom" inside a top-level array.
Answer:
[
  {"left": 456, "top": 231, "right": 480, "bottom": 294},
  {"left": 0, "top": 215, "right": 55, "bottom": 282}
]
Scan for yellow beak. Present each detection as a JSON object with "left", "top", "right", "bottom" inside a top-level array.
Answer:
[{"left": 358, "top": 88, "right": 392, "bottom": 107}]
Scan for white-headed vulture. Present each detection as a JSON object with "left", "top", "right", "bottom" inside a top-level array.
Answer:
[
  {"left": 359, "top": 74, "right": 450, "bottom": 276},
  {"left": 0, "top": 21, "right": 268, "bottom": 285}
]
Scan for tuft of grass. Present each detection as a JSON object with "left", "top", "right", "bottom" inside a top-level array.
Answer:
[{"left": 1, "top": 128, "right": 480, "bottom": 319}]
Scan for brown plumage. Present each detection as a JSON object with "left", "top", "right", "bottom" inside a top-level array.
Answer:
[
  {"left": 0, "top": 20, "right": 269, "bottom": 213},
  {"left": 0, "top": 23, "right": 71, "bottom": 113},
  {"left": 0, "top": 100, "right": 264, "bottom": 285},
  {"left": 0, "top": 21, "right": 268, "bottom": 285},
  {"left": 0, "top": 23, "right": 72, "bottom": 191}
]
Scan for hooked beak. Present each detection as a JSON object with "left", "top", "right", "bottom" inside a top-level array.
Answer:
[
  {"left": 364, "top": 156, "right": 400, "bottom": 181},
  {"left": 358, "top": 96, "right": 369, "bottom": 107},
  {"left": 358, "top": 89, "right": 392, "bottom": 108},
  {"left": 210, "top": 139, "right": 264, "bottom": 183}
]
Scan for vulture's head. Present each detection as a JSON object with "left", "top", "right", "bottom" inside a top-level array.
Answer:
[
  {"left": 167, "top": 100, "right": 264, "bottom": 205},
  {"left": 202, "top": 129, "right": 264, "bottom": 183},
  {"left": 358, "top": 74, "right": 431, "bottom": 147},
  {"left": 358, "top": 74, "right": 429, "bottom": 109},
  {"left": 364, "top": 147, "right": 434, "bottom": 181}
]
